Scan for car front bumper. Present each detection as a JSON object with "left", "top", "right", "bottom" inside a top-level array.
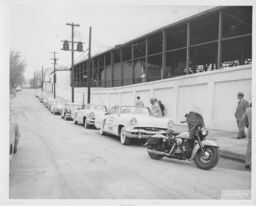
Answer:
[
  {"left": 86, "top": 118, "right": 95, "bottom": 125},
  {"left": 125, "top": 128, "right": 166, "bottom": 139}
]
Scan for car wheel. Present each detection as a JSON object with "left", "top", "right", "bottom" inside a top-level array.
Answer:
[
  {"left": 120, "top": 126, "right": 130, "bottom": 145},
  {"left": 99, "top": 120, "right": 105, "bottom": 135}
]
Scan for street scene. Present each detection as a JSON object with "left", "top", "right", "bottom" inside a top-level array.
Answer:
[
  {"left": 7, "top": 1, "right": 253, "bottom": 202},
  {"left": 10, "top": 90, "right": 251, "bottom": 199}
]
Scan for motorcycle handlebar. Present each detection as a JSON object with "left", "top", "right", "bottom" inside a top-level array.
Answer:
[{"left": 180, "top": 121, "right": 187, "bottom": 123}]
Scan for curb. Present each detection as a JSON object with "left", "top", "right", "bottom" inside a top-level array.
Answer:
[{"left": 219, "top": 149, "right": 245, "bottom": 162}]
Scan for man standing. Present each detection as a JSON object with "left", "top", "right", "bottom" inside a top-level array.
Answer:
[
  {"left": 235, "top": 92, "right": 249, "bottom": 139},
  {"left": 135, "top": 96, "right": 144, "bottom": 107},
  {"left": 150, "top": 98, "right": 162, "bottom": 117},
  {"left": 241, "top": 104, "right": 252, "bottom": 169}
]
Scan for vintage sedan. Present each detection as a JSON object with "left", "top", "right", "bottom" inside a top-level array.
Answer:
[
  {"left": 73, "top": 104, "right": 107, "bottom": 128},
  {"left": 50, "top": 102, "right": 64, "bottom": 115},
  {"left": 98, "top": 105, "right": 173, "bottom": 145},
  {"left": 61, "top": 103, "right": 84, "bottom": 120},
  {"left": 45, "top": 97, "right": 55, "bottom": 109}
]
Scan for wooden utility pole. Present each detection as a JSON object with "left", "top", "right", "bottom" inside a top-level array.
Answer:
[
  {"left": 66, "top": 23, "right": 80, "bottom": 102},
  {"left": 87, "top": 26, "right": 92, "bottom": 104},
  {"left": 51, "top": 52, "right": 58, "bottom": 98}
]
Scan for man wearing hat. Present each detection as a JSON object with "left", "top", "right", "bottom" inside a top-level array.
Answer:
[
  {"left": 135, "top": 96, "right": 144, "bottom": 107},
  {"left": 235, "top": 92, "right": 249, "bottom": 139}
]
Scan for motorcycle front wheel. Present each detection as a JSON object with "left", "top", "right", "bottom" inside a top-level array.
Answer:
[{"left": 194, "top": 146, "right": 220, "bottom": 170}]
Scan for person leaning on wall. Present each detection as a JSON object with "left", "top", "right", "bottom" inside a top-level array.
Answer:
[{"left": 235, "top": 92, "right": 249, "bottom": 139}]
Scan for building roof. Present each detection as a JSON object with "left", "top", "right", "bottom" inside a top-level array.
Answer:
[{"left": 74, "top": 6, "right": 224, "bottom": 67}]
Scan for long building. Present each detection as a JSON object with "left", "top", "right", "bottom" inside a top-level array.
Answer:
[{"left": 72, "top": 6, "right": 252, "bottom": 88}]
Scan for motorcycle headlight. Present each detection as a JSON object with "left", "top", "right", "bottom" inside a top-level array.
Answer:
[
  {"left": 89, "top": 112, "right": 95, "bottom": 118},
  {"left": 201, "top": 127, "right": 208, "bottom": 136},
  {"left": 130, "top": 117, "right": 137, "bottom": 126},
  {"left": 167, "top": 120, "right": 174, "bottom": 130}
]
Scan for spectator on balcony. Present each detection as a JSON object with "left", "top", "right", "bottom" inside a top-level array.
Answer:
[
  {"left": 235, "top": 92, "right": 249, "bottom": 139},
  {"left": 150, "top": 98, "right": 162, "bottom": 117},
  {"left": 135, "top": 96, "right": 144, "bottom": 107}
]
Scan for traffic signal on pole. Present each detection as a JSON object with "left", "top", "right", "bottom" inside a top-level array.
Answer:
[
  {"left": 63, "top": 40, "right": 69, "bottom": 51},
  {"left": 77, "top": 42, "right": 83, "bottom": 52}
]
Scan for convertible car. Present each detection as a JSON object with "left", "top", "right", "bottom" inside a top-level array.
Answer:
[
  {"left": 73, "top": 104, "right": 107, "bottom": 128},
  {"left": 97, "top": 105, "right": 173, "bottom": 145}
]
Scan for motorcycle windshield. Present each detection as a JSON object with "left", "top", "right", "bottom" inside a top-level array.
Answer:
[{"left": 186, "top": 112, "right": 205, "bottom": 129}]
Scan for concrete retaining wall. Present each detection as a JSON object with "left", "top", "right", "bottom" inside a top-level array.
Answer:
[{"left": 46, "top": 65, "right": 252, "bottom": 132}]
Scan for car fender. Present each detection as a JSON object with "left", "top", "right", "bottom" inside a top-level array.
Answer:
[{"left": 190, "top": 140, "right": 219, "bottom": 160}]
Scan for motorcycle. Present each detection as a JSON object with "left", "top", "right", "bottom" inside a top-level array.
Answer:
[{"left": 146, "top": 112, "right": 220, "bottom": 170}]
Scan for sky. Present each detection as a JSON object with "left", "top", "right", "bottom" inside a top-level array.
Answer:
[{"left": 9, "top": 0, "right": 215, "bottom": 79}]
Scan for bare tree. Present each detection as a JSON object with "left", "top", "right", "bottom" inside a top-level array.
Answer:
[{"left": 10, "top": 51, "right": 26, "bottom": 89}]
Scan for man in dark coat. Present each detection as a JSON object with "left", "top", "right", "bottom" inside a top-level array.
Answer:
[
  {"left": 235, "top": 92, "right": 249, "bottom": 139},
  {"left": 241, "top": 104, "right": 252, "bottom": 169}
]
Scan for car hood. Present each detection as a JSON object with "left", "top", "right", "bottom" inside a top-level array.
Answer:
[{"left": 121, "top": 114, "right": 171, "bottom": 128}]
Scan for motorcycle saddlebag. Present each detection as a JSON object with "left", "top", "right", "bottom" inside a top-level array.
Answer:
[{"left": 147, "top": 136, "right": 162, "bottom": 145}]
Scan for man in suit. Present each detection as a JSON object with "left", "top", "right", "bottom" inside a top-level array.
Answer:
[
  {"left": 235, "top": 92, "right": 249, "bottom": 139},
  {"left": 241, "top": 104, "right": 252, "bottom": 169},
  {"left": 135, "top": 96, "right": 144, "bottom": 107}
]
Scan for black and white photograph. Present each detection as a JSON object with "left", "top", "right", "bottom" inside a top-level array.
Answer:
[{"left": 0, "top": 0, "right": 255, "bottom": 205}]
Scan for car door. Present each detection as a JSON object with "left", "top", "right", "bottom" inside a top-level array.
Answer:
[{"left": 104, "top": 106, "right": 119, "bottom": 134}]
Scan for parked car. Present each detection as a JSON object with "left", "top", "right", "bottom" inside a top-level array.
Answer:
[
  {"left": 9, "top": 120, "right": 20, "bottom": 160},
  {"left": 39, "top": 94, "right": 44, "bottom": 103},
  {"left": 98, "top": 105, "right": 173, "bottom": 145},
  {"left": 47, "top": 98, "right": 56, "bottom": 110},
  {"left": 61, "top": 103, "right": 84, "bottom": 120},
  {"left": 43, "top": 97, "right": 55, "bottom": 109},
  {"left": 50, "top": 102, "right": 64, "bottom": 115},
  {"left": 15, "top": 86, "right": 22, "bottom": 92},
  {"left": 73, "top": 104, "right": 107, "bottom": 128}
]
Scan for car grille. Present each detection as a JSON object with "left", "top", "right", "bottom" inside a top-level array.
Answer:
[{"left": 134, "top": 127, "right": 167, "bottom": 132}]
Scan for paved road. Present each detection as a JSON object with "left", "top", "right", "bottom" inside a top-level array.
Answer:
[{"left": 9, "top": 89, "right": 251, "bottom": 199}]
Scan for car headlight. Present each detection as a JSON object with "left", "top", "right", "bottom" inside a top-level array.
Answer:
[
  {"left": 167, "top": 120, "right": 174, "bottom": 130},
  {"left": 130, "top": 117, "right": 137, "bottom": 126},
  {"left": 89, "top": 112, "right": 95, "bottom": 118},
  {"left": 201, "top": 127, "right": 208, "bottom": 136}
]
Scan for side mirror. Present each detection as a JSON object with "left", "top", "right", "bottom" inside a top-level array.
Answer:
[
  {"left": 185, "top": 113, "right": 188, "bottom": 117},
  {"left": 105, "top": 112, "right": 109, "bottom": 115}
]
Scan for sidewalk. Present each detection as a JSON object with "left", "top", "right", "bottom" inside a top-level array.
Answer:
[{"left": 172, "top": 124, "right": 247, "bottom": 162}]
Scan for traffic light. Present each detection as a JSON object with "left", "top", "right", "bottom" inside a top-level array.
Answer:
[
  {"left": 63, "top": 40, "right": 69, "bottom": 51},
  {"left": 77, "top": 42, "right": 83, "bottom": 52}
]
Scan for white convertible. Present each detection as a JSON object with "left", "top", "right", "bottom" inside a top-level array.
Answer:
[
  {"left": 98, "top": 105, "right": 174, "bottom": 145},
  {"left": 73, "top": 104, "right": 107, "bottom": 128}
]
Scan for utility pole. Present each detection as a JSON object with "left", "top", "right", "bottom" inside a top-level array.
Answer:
[
  {"left": 87, "top": 27, "right": 92, "bottom": 104},
  {"left": 66, "top": 23, "right": 80, "bottom": 103},
  {"left": 51, "top": 52, "right": 58, "bottom": 98}
]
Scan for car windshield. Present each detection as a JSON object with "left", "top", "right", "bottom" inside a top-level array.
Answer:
[
  {"left": 89, "top": 105, "right": 106, "bottom": 112},
  {"left": 120, "top": 106, "right": 150, "bottom": 115}
]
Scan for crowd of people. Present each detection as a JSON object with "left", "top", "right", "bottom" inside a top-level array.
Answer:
[
  {"left": 135, "top": 96, "right": 165, "bottom": 117},
  {"left": 184, "top": 58, "right": 252, "bottom": 74}
]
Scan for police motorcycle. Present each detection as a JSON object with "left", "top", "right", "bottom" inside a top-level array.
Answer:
[{"left": 146, "top": 111, "right": 220, "bottom": 170}]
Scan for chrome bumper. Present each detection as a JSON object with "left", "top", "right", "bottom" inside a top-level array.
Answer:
[{"left": 125, "top": 128, "right": 166, "bottom": 139}]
